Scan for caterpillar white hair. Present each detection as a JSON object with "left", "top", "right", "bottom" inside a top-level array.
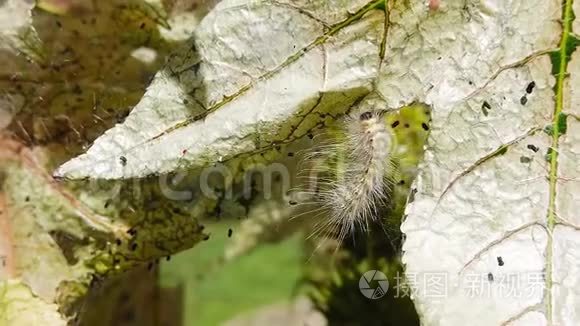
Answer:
[{"left": 294, "top": 110, "right": 396, "bottom": 247}]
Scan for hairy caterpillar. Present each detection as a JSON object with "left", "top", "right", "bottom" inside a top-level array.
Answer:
[{"left": 293, "top": 110, "right": 396, "bottom": 249}]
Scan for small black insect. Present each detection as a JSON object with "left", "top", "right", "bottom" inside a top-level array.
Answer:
[
  {"left": 526, "top": 81, "right": 536, "bottom": 94},
  {"left": 527, "top": 144, "right": 539, "bottom": 152},
  {"left": 391, "top": 121, "right": 400, "bottom": 128},
  {"left": 228, "top": 229, "right": 233, "bottom": 238},
  {"left": 119, "top": 156, "right": 127, "bottom": 166},
  {"left": 487, "top": 272, "right": 494, "bottom": 282},
  {"left": 520, "top": 96, "right": 528, "bottom": 105},
  {"left": 360, "top": 112, "right": 373, "bottom": 120},
  {"left": 287, "top": 152, "right": 294, "bottom": 157},
  {"left": 497, "top": 256, "right": 504, "bottom": 266},
  {"left": 288, "top": 200, "right": 298, "bottom": 206},
  {"left": 421, "top": 123, "right": 430, "bottom": 131}
]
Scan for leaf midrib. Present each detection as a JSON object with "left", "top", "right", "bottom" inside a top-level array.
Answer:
[{"left": 546, "top": 0, "right": 574, "bottom": 323}]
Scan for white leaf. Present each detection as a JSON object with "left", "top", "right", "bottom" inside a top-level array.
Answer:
[
  {"left": 394, "top": 0, "right": 579, "bottom": 325},
  {"left": 55, "top": 0, "right": 384, "bottom": 179}
]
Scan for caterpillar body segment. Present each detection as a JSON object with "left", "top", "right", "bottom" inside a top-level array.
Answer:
[{"left": 294, "top": 110, "right": 397, "bottom": 246}]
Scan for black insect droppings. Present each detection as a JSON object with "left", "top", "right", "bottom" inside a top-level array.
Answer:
[
  {"left": 487, "top": 272, "right": 494, "bottom": 282},
  {"left": 166, "top": 256, "right": 171, "bottom": 261},
  {"left": 497, "top": 256, "right": 504, "bottom": 266},
  {"left": 391, "top": 121, "right": 400, "bottom": 128},
  {"left": 307, "top": 133, "right": 314, "bottom": 139},
  {"left": 404, "top": 123, "right": 410, "bottom": 128},
  {"left": 120, "top": 156, "right": 127, "bottom": 166},
  {"left": 289, "top": 200, "right": 298, "bottom": 206},
  {"left": 287, "top": 152, "right": 294, "bottom": 157},
  {"left": 520, "top": 96, "right": 528, "bottom": 105},
  {"left": 130, "top": 243, "right": 138, "bottom": 251},
  {"left": 481, "top": 101, "right": 491, "bottom": 117},
  {"left": 527, "top": 144, "right": 539, "bottom": 152},
  {"left": 25, "top": 196, "right": 30, "bottom": 202},
  {"left": 228, "top": 229, "right": 233, "bottom": 238},
  {"left": 398, "top": 180, "right": 405, "bottom": 185},
  {"left": 421, "top": 123, "right": 429, "bottom": 131},
  {"left": 203, "top": 234, "right": 210, "bottom": 241},
  {"left": 526, "top": 81, "right": 536, "bottom": 94}
]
